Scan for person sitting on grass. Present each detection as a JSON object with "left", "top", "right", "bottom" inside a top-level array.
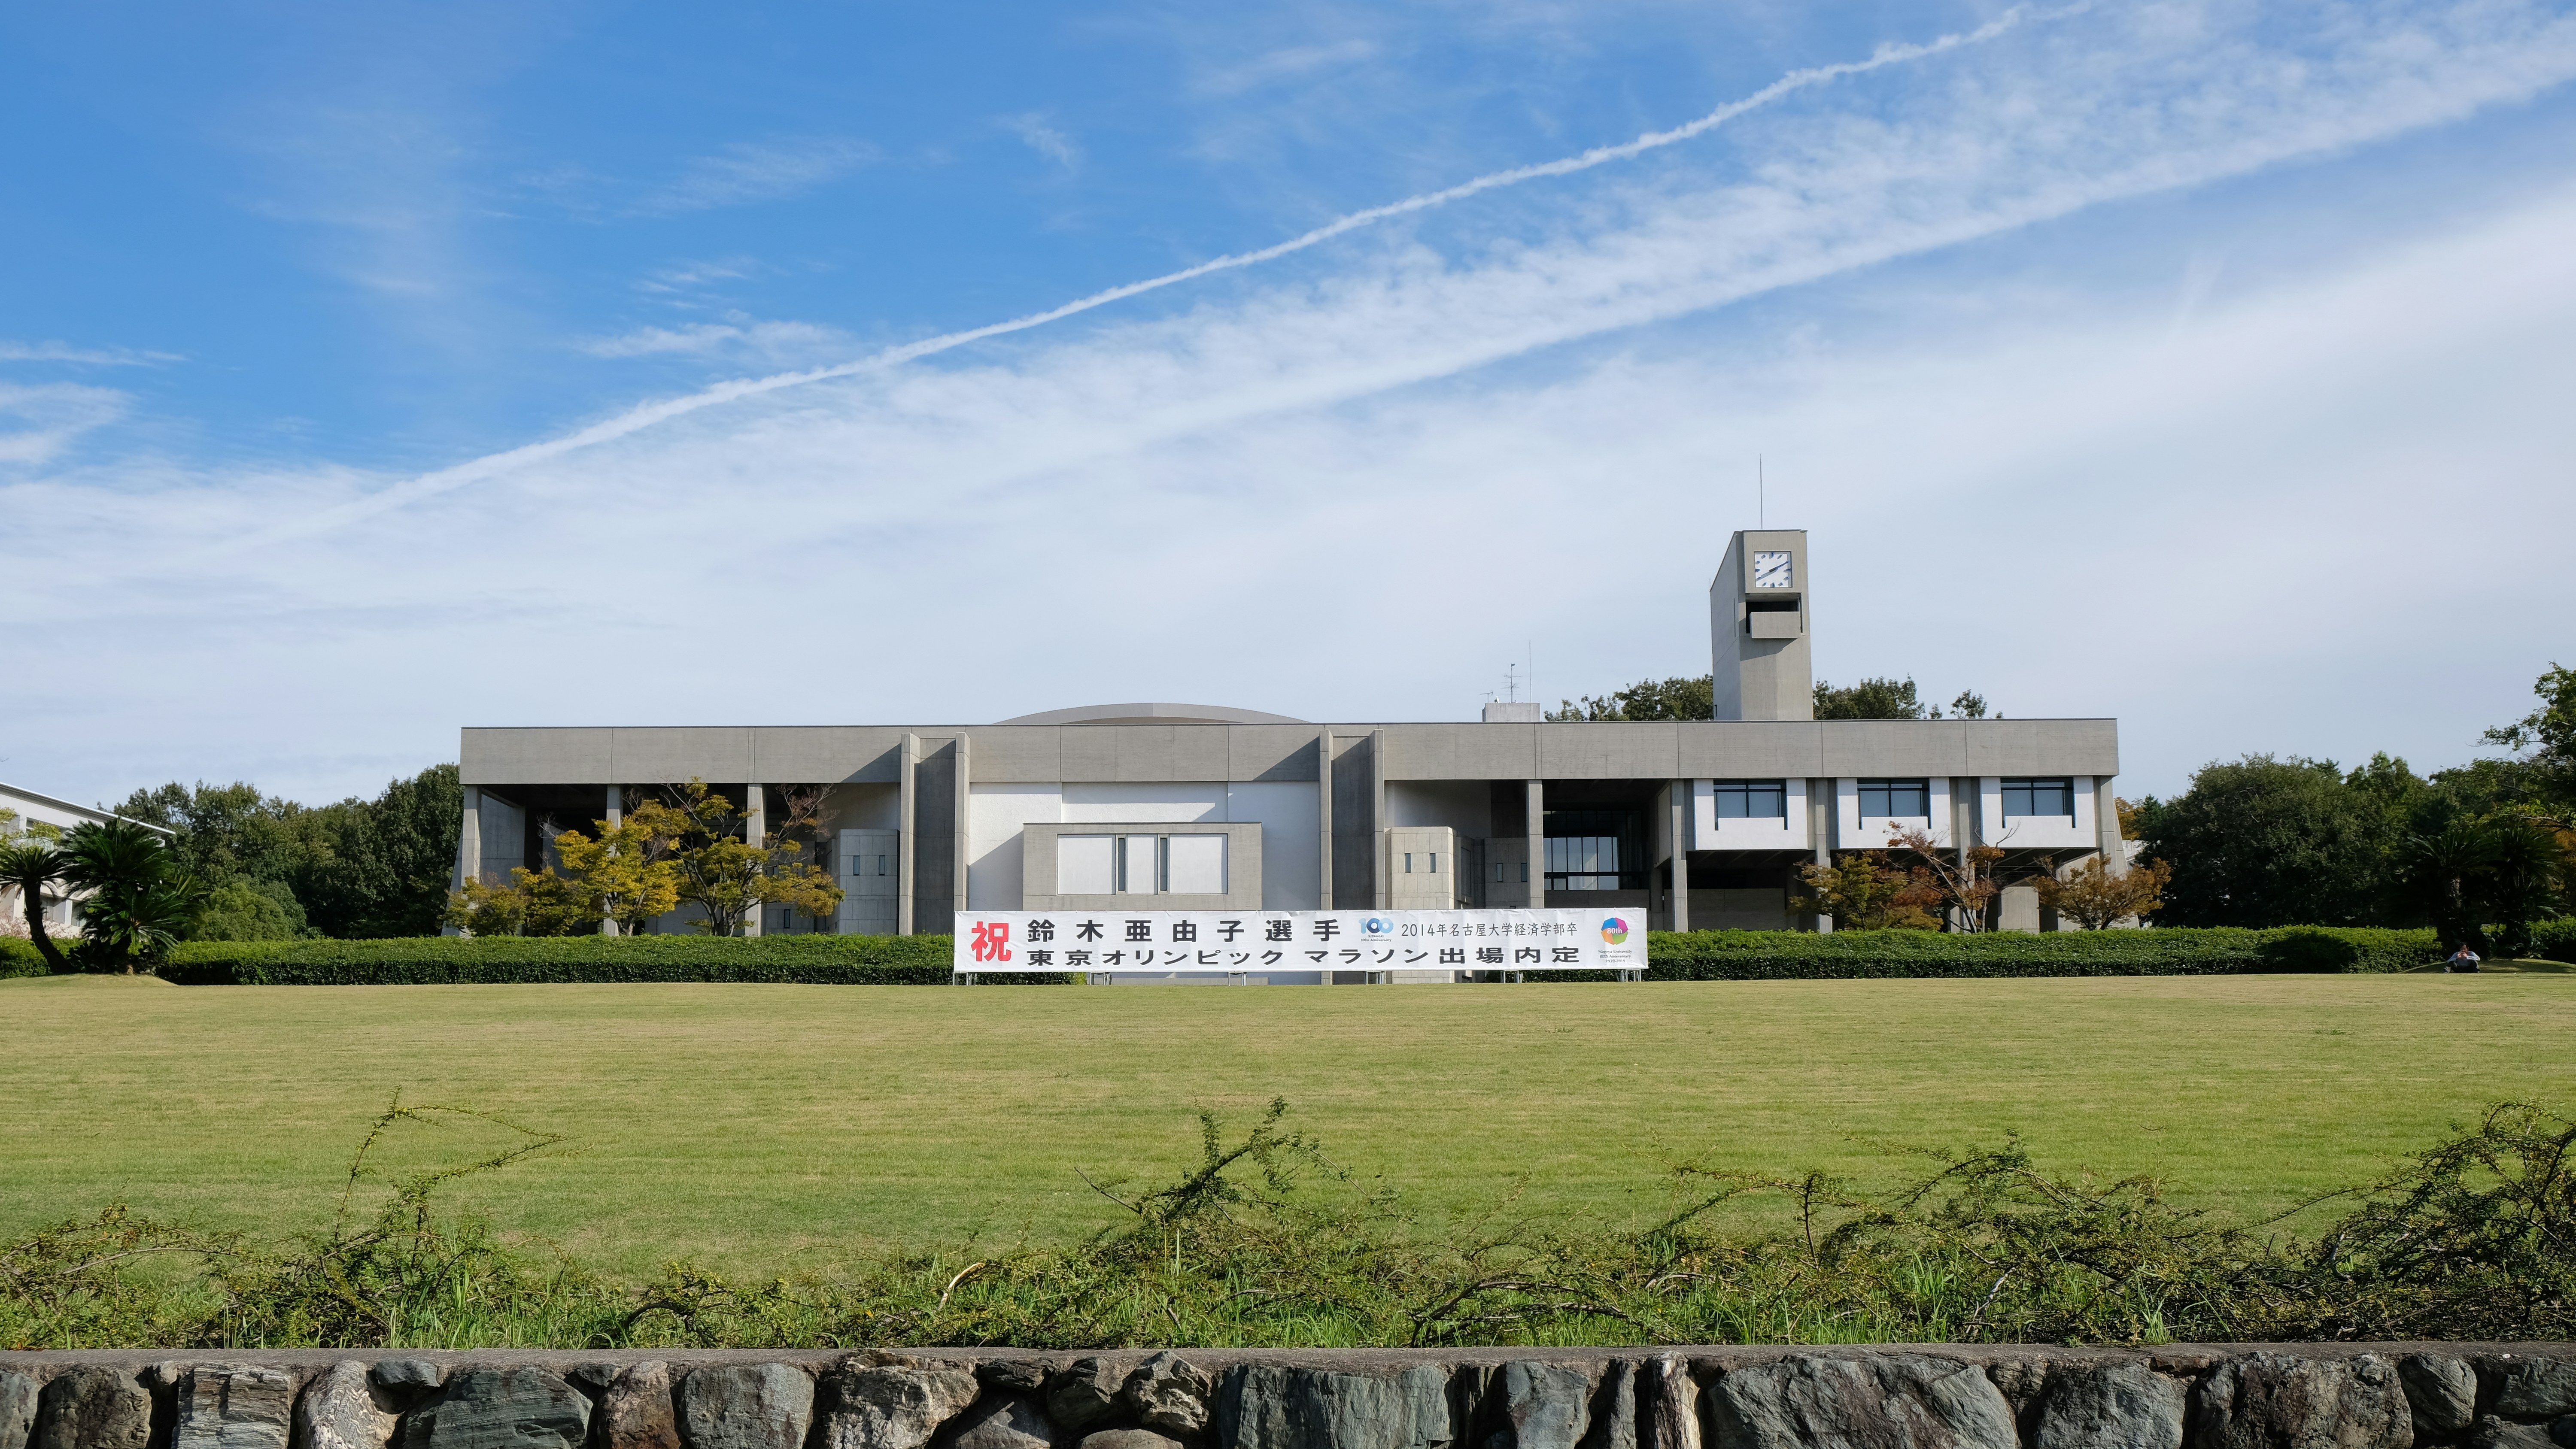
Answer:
[{"left": 2445, "top": 941, "right": 2482, "bottom": 973}]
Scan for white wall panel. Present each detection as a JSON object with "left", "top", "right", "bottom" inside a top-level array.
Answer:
[
  {"left": 967, "top": 783, "right": 1061, "bottom": 911},
  {"left": 1062, "top": 782, "right": 1226, "bottom": 822},
  {"left": 1690, "top": 778, "right": 1810, "bottom": 851},
  {"left": 1226, "top": 781, "right": 1321, "bottom": 909}
]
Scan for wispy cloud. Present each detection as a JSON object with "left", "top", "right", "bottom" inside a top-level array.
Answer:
[
  {"left": 0, "top": 340, "right": 183, "bottom": 367},
  {"left": 7, "top": 0, "right": 2576, "bottom": 804},
  {"left": 638, "top": 137, "right": 877, "bottom": 215},
  {"left": 1190, "top": 37, "right": 1380, "bottom": 97},
  {"left": 1004, "top": 113, "right": 1084, "bottom": 172},
  {"left": 578, "top": 317, "right": 848, "bottom": 361},
  {"left": 0, "top": 382, "right": 131, "bottom": 467},
  {"left": 635, "top": 258, "right": 762, "bottom": 294}
]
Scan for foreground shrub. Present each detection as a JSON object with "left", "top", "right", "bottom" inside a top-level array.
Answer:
[
  {"left": 155, "top": 932, "right": 1072, "bottom": 985},
  {"left": 7, "top": 1097, "right": 2575, "bottom": 1350}
]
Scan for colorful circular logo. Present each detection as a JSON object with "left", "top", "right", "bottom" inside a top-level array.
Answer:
[
  {"left": 1362, "top": 916, "right": 1394, "bottom": 937},
  {"left": 1600, "top": 916, "right": 1630, "bottom": 944}
]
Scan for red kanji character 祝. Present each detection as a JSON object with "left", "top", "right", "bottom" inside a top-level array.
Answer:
[{"left": 970, "top": 919, "right": 1014, "bottom": 963}]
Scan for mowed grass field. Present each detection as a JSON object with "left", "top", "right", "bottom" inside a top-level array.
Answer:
[{"left": 6, "top": 973, "right": 2574, "bottom": 1279}]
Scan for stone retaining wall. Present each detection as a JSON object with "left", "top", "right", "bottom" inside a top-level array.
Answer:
[{"left": 3, "top": 1347, "right": 2572, "bottom": 1449}]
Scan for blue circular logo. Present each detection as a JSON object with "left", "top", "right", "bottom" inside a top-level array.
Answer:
[{"left": 1362, "top": 916, "right": 1394, "bottom": 937}]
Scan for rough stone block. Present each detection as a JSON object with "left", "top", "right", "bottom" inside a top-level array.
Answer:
[
  {"left": 33, "top": 1367, "right": 153, "bottom": 1449},
  {"left": 600, "top": 1364, "right": 681, "bottom": 1449},
  {"left": 2029, "top": 1363, "right": 2182, "bottom": 1449},
  {"left": 297, "top": 1363, "right": 398, "bottom": 1449},
  {"left": 947, "top": 1397, "right": 1054, "bottom": 1449},
  {"left": 2190, "top": 1354, "right": 2410, "bottom": 1449},
  {"left": 1217, "top": 1364, "right": 1455, "bottom": 1449},
  {"left": 408, "top": 1367, "right": 591, "bottom": 1449},
  {"left": 3, "top": 1370, "right": 40, "bottom": 1449},
  {"left": 2400, "top": 1358, "right": 2479, "bottom": 1440},
  {"left": 1125, "top": 1355, "right": 1214, "bottom": 1439},
  {"left": 1049, "top": 1363, "right": 1127, "bottom": 1435},
  {"left": 678, "top": 1364, "right": 814, "bottom": 1449},
  {"left": 1707, "top": 1354, "right": 2017, "bottom": 1449},
  {"left": 1081, "top": 1432, "right": 1182, "bottom": 1449},
  {"left": 372, "top": 1365, "right": 447, "bottom": 1397},
  {"left": 978, "top": 1365, "right": 1048, "bottom": 1399},
  {"left": 1490, "top": 1365, "right": 1595, "bottom": 1449},
  {"left": 1580, "top": 1362, "right": 1637, "bottom": 1449},
  {"left": 2468, "top": 1420, "right": 2555, "bottom": 1449},
  {"left": 813, "top": 1362, "right": 979, "bottom": 1449},
  {"left": 175, "top": 1364, "right": 297, "bottom": 1449},
  {"left": 2496, "top": 1364, "right": 2576, "bottom": 1424},
  {"left": 1642, "top": 1358, "right": 1699, "bottom": 1449}
]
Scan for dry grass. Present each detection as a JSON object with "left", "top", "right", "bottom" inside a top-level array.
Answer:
[{"left": 5, "top": 972, "right": 2573, "bottom": 1276}]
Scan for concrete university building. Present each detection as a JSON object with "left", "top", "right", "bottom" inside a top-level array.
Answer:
[{"left": 454, "top": 530, "right": 2121, "bottom": 961}]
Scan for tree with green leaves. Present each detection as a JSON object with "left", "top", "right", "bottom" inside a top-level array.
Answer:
[
  {"left": 59, "top": 820, "right": 208, "bottom": 972},
  {"left": 1812, "top": 677, "right": 1990, "bottom": 720},
  {"left": 2483, "top": 663, "right": 2576, "bottom": 820},
  {"left": 2134, "top": 755, "right": 2387, "bottom": 927},
  {"left": 0, "top": 841, "right": 73, "bottom": 972},
  {"left": 1549, "top": 674, "right": 1713, "bottom": 721},
  {"left": 113, "top": 764, "right": 462, "bottom": 940}
]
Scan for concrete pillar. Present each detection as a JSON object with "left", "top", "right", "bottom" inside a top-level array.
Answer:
[
  {"left": 1370, "top": 729, "right": 1388, "bottom": 910},
  {"left": 741, "top": 783, "right": 766, "bottom": 936},
  {"left": 898, "top": 734, "right": 919, "bottom": 935},
  {"left": 954, "top": 732, "right": 972, "bottom": 935},
  {"left": 446, "top": 785, "right": 483, "bottom": 935},
  {"left": 1315, "top": 728, "right": 1334, "bottom": 912},
  {"left": 1810, "top": 777, "right": 1834, "bottom": 934},
  {"left": 1525, "top": 779, "right": 1545, "bottom": 909},
  {"left": 601, "top": 785, "right": 623, "bottom": 937},
  {"left": 1669, "top": 779, "right": 1690, "bottom": 933},
  {"left": 2095, "top": 775, "right": 2125, "bottom": 875}
]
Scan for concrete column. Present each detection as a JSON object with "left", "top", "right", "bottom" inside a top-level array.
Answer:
[
  {"left": 899, "top": 734, "right": 919, "bottom": 935},
  {"left": 1525, "top": 779, "right": 1545, "bottom": 909},
  {"left": 2095, "top": 775, "right": 2126, "bottom": 875},
  {"left": 1369, "top": 730, "right": 1388, "bottom": 910},
  {"left": 600, "top": 785, "right": 623, "bottom": 937},
  {"left": 1810, "top": 777, "right": 1834, "bottom": 934},
  {"left": 953, "top": 732, "right": 972, "bottom": 935},
  {"left": 446, "top": 785, "right": 483, "bottom": 935},
  {"left": 741, "top": 783, "right": 766, "bottom": 936},
  {"left": 1669, "top": 779, "right": 1690, "bottom": 933},
  {"left": 1315, "top": 728, "right": 1334, "bottom": 911}
]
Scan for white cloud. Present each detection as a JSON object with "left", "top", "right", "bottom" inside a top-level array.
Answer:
[
  {"left": 1004, "top": 114, "right": 1084, "bottom": 172},
  {"left": 638, "top": 137, "right": 877, "bottom": 215},
  {"left": 0, "top": 340, "right": 182, "bottom": 367},
  {"left": 1190, "top": 38, "right": 1381, "bottom": 98},
  {"left": 0, "top": 382, "right": 131, "bottom": 467},
  {"left": 4, "top": 0, "right": 2574, "bottom": 803},
  {"left": 578, "top": 318, "right": 850, "bottom": 361}
]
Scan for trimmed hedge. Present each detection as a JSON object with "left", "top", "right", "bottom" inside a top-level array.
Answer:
[
  {"left": 0, "top": 937, "right": 45, "bottom": 979},
  {"left": 155, "top": 933, "right": 1071, "bottom": 985},
  {"left": 64, "top": 919, "right": 2576, "bottom": 986},
  {"left": 1642, "top": 924, "right": 2444, "bottom": 979}
]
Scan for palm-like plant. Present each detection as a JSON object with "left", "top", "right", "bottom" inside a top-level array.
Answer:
[
  {"left": 0, "top": 841, "right": 73, "bottom": 973},
  {"left": 59, "top": 819, "right": 206, "bottom": 972}
]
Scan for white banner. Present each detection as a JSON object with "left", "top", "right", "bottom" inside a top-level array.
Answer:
[{"left": 952, "top": 908, "right": 1642, "bottom": 973}]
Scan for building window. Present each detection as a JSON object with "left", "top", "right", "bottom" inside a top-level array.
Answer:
[
  {"left": 1858, "top": 778, "right": 1931, "bottom": 818},
  {"left": 1546, "top": 836, "right": 1622, "bottom": 891},
  {"left": 1056, "top": 832, "right": 1225, "bottom": 895},
  {"left": 2002, "top": 777, "right": 2075, "bottom": 820},
  {"left": 1543, "top": 808, "right": 1645, "bottom": 891},
  {"left": 1712, "top": 779, "right": 1787, "bottom": 821}
]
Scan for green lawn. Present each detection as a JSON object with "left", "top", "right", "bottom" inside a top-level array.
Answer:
[{"left": 5, "top": 973, "right": 2573, "bottom": 1278}]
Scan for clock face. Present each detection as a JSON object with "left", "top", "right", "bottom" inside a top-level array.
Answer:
[{"left": 1751, "top": 550, "right": 1793, "bottom": 589}]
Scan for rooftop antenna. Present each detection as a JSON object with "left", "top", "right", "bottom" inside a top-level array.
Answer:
[{"left": 1502, "top": 662, "right": 1521, "bottom": 702}]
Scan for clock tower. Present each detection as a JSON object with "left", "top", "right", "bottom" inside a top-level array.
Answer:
[{"left": 1709, "top": 528, "right": 1812, "bottom": 721}]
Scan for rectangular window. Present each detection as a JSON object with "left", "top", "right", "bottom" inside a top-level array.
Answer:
[
  {"left": 2002, "top": 777, "right": 2076, "bottom": 820},
  {"left": 1120, "top": 835, "right": 1160, "bottom": 894},
  {"left": 1858, "top": 778, "right": 1931, "bottom": 818},
  {"left": 1057, "top": 835, "right": 1115, "bottom": 894},
  {"left": 1545, "top": 835, "right": 1623, "bottom": 891},
  {"left": 1165, "top": 834, "right": 1226, "bottom": 894},
  {"left": 1403, "top": 853, "right": 1413, "bottom": 873},
  {"left": 1428, "top": 852, "right": 1439, "bottom": 873},
  {"left": 1712, "top": 779, "right": 1787, "bottom": 821}
]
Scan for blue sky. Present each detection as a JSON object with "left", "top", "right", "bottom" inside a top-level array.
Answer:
[{"left": 6, "top": 0, "right": 2575, "bottom": 806}]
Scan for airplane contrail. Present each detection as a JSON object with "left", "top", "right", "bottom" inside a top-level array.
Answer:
[{"left": 240, "top": 5, "right": 2066, "bottom": 546}]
